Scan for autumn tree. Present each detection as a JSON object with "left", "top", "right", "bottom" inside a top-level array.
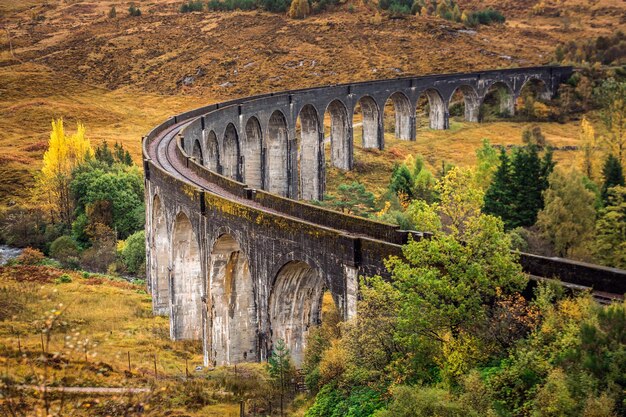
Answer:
[
  {"left": 536, "top": 168, "right": 597, "bottom": 258},
  {"left": 288, "top": 0, "right": 309, "bottom": 18},
  {"left": 596, "top": 79, "right": 626, "bottom": 164},
  {"left": 38, "top": 119, "right": 93, "bottom": 228},
  {"left": 322, "top": 182, "right": 376, "bottom": 217},
  {"left": 580, "top": 117, "right": 598, "bottom": 179}
]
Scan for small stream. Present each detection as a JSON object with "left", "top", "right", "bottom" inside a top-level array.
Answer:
[{"left": 0, "top": 245, "right": 22, "bottom": 266}]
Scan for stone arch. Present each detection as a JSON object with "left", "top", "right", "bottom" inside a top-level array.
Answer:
[
  {"left": 355, "top": 95, "right": 382, "bottom": 149},
  {"left": 191, "top": 139, "right": 204, "bottom": 165},
  {"left": 296, "top": 104, "right": 322, "bottom": 200},
  {"left": 269, "top": 260, "right": 331, "bottom": 366},
  {"left": 222, "top": 123, "right": 240, "bottom": 180},
  {"left": 244, "top": 116, "right": 263, "bottom": 188},
  {"left": 267, "top": 110, "right": 289, "bottom": 196},
  {"left": 325, "top": 99, "right": 352, "bottom": 170},
  {"left": 171, "top": 211, "right": 203, "bottom": 340},
  {"left": 416, "top": 88, "right": 447, "bottom": 130},
  {"left": 209, "top": 234, "right": 257, "bottom": 365},
  {"left": 206, "top": 130, "right": 220, "bottom": 172},
  {"left": 448, "top": 85, "right": 480, "bottom": 123},
  {"left": 517, "top": 78, "right": 551, "bottom": 117},
  {"left": 151, "top": 194, "right": 169, "bottom": 315},
  {"left": 480, "top": 81, "right": 515, "bottom": 120},
  {"left": 385, "top": 92, "right": 413, "bottom": 140}
]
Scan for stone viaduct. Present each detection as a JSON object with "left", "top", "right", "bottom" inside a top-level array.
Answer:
[{"left": 143, "top": 66, "right": 626, "bottom": 367}]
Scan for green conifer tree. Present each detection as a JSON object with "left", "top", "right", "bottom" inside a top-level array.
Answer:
[
  {"left": 483, "top": 148, "right": 513, "bottom": 227},
  {"left": 601, "top": 154, "right": 625, "bottom": 204}
]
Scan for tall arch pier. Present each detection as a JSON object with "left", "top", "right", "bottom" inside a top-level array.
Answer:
[{"left": 143, "top": 66, "right": 626, "bottom": 367}]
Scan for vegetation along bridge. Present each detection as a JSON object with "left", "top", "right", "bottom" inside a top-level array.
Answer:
[{"left": 143, "top": 66, "right": 626, "bottom": 367}]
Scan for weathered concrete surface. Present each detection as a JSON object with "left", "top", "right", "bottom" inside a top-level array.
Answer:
[{"left": 142, "top": 66, "right": 626, "bottom": 368}]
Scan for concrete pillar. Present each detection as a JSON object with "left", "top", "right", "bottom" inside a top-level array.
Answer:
[{"left": 344, "top": 265, "right": 358, "bottom": 320}]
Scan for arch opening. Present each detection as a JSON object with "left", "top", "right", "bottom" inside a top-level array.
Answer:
[
  {"left": 205, "top": 130, "right": 220, "bottom": 172},
  {"left": 325, "top": 100, "right": 352, "bottom": 171},
  {"left": 480, "top": 82, "right": 515, "bottom": 121},
  {"left": 222, "top": 123, "right": 240, "bottom": 181},
  {"left": 296, "top": 105, "right": 322, "bottom": 200},
  {"left": 171, "top": 212, "right": 203, "bottom": 340},
  {"left": 269, "top": 260, "right": 332, "bottom": 366},
  {"left": 209, "top": 234, "right": 257, "bottom": 365},
  {"left": 516, "top": 78, "right": 551, "bottom": 120},
  {"left": 449, "top": 85, "right": 480, "bottom": 123},
  {"left": 416, "top": 88, "right": 447, "bottom": 130},
  {"left": 354, "top": 96, "right": 382, "bottom": 149},
  {"left": 151, "top": 195, "right": 169, "bottom": 315},
  {"left": 267, "top": 110, "right": 289, "bottom": 196},
  {"left": 191, "top": 139, "right": 204, "bottom": 165},
  {"left": 244, "top": 117, "right": 263, "bottom": 188},
  {"left": 384, "top": 92, "right": 412, "bottom": 140}
]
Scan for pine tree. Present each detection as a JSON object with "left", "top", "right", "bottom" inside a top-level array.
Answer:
[
  {"left": 269, "top": 339, "right": 292, "bottom": 414},
  {"left": 483, "top": 148, "right": 513, "bottom": 226},
  {"left": 389, "top": 163, "right": 415, "bottom": 200},
  {"left": 509, "top": 144, "right": 546, "bottom": 228},
  {"left": 601, "top": 154, "right": 625, "bottom": 204}
]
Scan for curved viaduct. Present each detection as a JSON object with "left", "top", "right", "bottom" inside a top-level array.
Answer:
[{"left": 143, "top": 66, "right": 625, "bottom": 367}]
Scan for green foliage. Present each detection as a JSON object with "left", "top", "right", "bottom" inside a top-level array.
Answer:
[
  {"left": 269, "top": 339, "right": 292, "bottom": 392},
  {"left": 258, "top": 0, "right": 290, "bottom": 12},
  {"left": 70, "top": 160, "right": 144, "bottom": 240},
  {"left": 484, "top": 144, "right": 554, "bottom": 229},
  {"left": 120, "top": 231, "right": 145, "bottom": 275},
  {"left": 389, "top": 163, "right": 415, "bottom": 200},
  {"left": 94, "top": 141, "right": 133, "bottom": 167},
  {"left": 536, "top": 169, "right": 597, "bottom": 257},
  {"left": 373, "top": 385, "right": 469, "bottom": 417},
  {"left": 474, "top": 139, "right": 500, "bottom": 190},
  {"left": 49, "top": 235, "right": 80, "bottom": 268},
  {"left": 180, "top": 0, "right": 204, "bottom": 12},
  {"left": 321, "top": 182, "right": 376, "bottom": 217},
  {"left": 55, "top": 273, "right": 72, "bottom": 284},
  {"left": 601, "top": 154, "right": 625, "bottom": 204},
  {"left": 594, "top": 186, "right": 626, "bottom": 268},
  {"left": 470, "top": 8, "right": 504, "bottom": 25},
  {"left": 207, "top": 0, "right": 257, "bottom": 10},
  {"left": 306, "top": 384, "right": 384, "bottom": 417}
]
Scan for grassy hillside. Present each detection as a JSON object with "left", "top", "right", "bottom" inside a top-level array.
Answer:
[{"left": 1, "top": 0, "right": 624, "bottom": 205}]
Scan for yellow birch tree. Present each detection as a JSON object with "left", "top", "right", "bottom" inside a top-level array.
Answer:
[
  {"left": 579, "top": 117, "right": 597, "bottom": 179},
  {"left": 38, "top": 119, "right": 93, "bottom": 227}
]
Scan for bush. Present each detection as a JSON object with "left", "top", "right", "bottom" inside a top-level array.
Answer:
[
  {"left": 128, "top": 4, "right": 141, "bottom": 16},
  {"left": 471, "top": 8, "right": 505, "bottom": 25},
  {"left": 55, "top": 273, "right": 72, "bottom": 284},
  {"left": 49, "top": 236, "right": 80, "bottom": 267},
  {"left": 108, "top": 5, "right": 116, "bottom": 18},
  {"left": 16, "top": 248, "right": 44, "bottom": 265},
  {"left": 180, "top": 0, "right": 204, "bottom": 12},
  {"left": 120, "top": 231, "right": 146, "bottom": 276}
]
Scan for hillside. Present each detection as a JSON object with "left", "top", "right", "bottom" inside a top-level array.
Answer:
[{"left": 0, "top": 0, "right": 624, "bottom": 204}]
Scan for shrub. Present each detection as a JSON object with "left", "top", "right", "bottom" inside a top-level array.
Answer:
[
  {"left": 49, "top": 235, "right": 80, "bottom": 267},
  {"left": 56, "top": 274, "right": 72, "bottom": 284},
  {"left": 471, "top": 8, "right": 505, "bottom": 25},
  {"left": 16, "top": 248, "right": 44, "bottom": 265},
  {"left": 180, "top": 0, "right": 204, "bottom": 12},
  {"left": 258, "top": 0, "right": 290, "bottom": 12},
  {"left": 108, "top": 5, "right": 116, "bottom": 18},
  {"left": 128, "top": 4, "right": 141, "bottom": 16},
  {"left": 120, "top": 230, "right": 146, "bottom": 276}
]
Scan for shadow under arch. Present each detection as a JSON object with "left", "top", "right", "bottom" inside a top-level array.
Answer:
[
  {"left": 416, "top": 88, "right": 447, "bottom": 130},
  {"left": 267, "top": 110, "right": 289, "bottom": 196},
  {"left": 244, "top": 116, "right": 263, "bottom": 188},
  {"left": 480, "top": 81, "right": 515, "bottom": 121},
  {"left": 354, "top": 95, "right": 382, "bottom": 149},
  {"left": 325, "top": 99, "right": 353, "bottom": 171},
  {"left": 151, "top": 193, "right": 169, "bottom": 315},
  {"left": 205, "top": 130, "right": 220, "bottom": 172},
  {"left": 171, "top": 211, "right": 203, "bottom": 340},
  {"left": 222, "top": 123, "right": 240, "bottom": 181},
  {"left": 191, "top": 139, "right": 204, "bottom": 165},
  {"left": 268, "top": 258, "right": 337, "bottom": 366},
  {"left": 448, "top": 84, "right": 480, "bottom": 123},
  {"left": 384, "top": 91, "right": 412, "bottom": 140},
  {"left": 296, "top": 104, "right": 323, "bottom": 201},
  {"left": 209, "top": 233, "right": 258, "bottom": 365}
]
